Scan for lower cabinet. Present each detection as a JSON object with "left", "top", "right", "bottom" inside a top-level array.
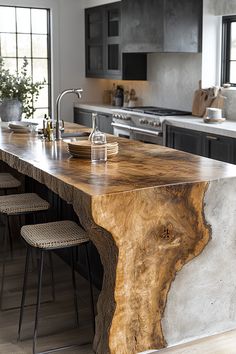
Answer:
[
  {"left": 166, "top": 125, "right": 236, "bottom": 164},
  {"left": 166, "top": 125, "right": 203, "bottom": 156},
  {"left": 74, "top": 107, "right": 92, "bottom": 128},
  {"left": 204, "top": 134, "right": 235, "bottom": 164},
  {"left": 74, "top": 107, "right": 113, "bottom": 134}
]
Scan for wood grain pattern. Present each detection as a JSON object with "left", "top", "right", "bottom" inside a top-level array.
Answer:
[
  {"left": 0, "top": 123, "right": 235, "bottom": 353},
  {"left": 89, "top": 183, "right": 211, "bottom": 353}
]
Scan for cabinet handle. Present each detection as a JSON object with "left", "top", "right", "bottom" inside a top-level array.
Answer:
[{"left": 206, "top": 135, "right": 219, "bottom": 141}]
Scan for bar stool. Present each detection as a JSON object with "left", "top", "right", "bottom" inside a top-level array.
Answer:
[
  {"left": 0, "top": 172, "right": 21, "bottom": 195},
  {"left": 17, "top": 220, "right": 95, "bottom": 354},
  {"left": 0, "top": 193, "right": 50, "bottom": 310}
]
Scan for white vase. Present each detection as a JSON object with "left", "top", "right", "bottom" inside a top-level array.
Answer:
[{"left": 0, "top": 99, "right": 23, "bottom": 122}]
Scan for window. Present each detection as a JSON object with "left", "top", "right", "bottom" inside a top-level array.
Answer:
[
  {"left": 0, "top": 6, "right": 51, "bottom": 118},
  {"left": 222, "top": 16, "right": 236, "bottom": 86}
]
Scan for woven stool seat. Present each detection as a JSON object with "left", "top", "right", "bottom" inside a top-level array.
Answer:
[
  {"left": 0, "top": 193, "right": 50, "bottom": 215},
  {"left": 0, "top": 173, "right": 21, "bottom": 189},
  {"left": 21, "top": 220, "right": 89, "bottom": 250}
]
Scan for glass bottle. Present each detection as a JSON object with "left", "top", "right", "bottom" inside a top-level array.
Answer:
[
  {"left": 90, "top": 113, "right": 107, "bottom": 163},
  {"left": 89, "top": 112, "right": 97, "bottom": 141}
]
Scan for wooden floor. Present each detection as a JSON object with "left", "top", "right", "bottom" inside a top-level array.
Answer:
[
  {"left": 2, "top": 238, "right": 236, "bottom": 354},
  {"left": 0, "top": 237, "right": 97, "bottom": 354}
]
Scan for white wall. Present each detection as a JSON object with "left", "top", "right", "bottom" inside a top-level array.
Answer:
[{"left": 201, "top": 0, "right": 222, "bottom": 87}]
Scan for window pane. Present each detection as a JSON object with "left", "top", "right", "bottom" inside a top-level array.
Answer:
[
  {"left": 231, "top": 23, "right": 236, "bottom": 60},
  {"left": 0, "top": 7, "right": 15, "bottom": 32},
  {"left": 16, "top": 8, "right": 30, "bottom": 33},
  {"left": 18, "top": 58, "right": 32, "bottom": 76},
  {"left": 2, "top": 58, "right": 17, "bottom": 74},
  {"left": 32, "top": 59, "right": 48, "bottom": 83},
  {"left": 0, "top": 33, "right": 16, "bottom": 56},
  {"left": 17, "top": 34, "right": 31, "bottom": 57},
  {"left": 32, "top": 34, "right": 48, "bottom": 58},
  {"left": 34, "top": 85, "right": 48, "bottom": 108},
  {"left": 31, "top": 9, "right": 47, "bottom": 34},
  {"left": 230, "top": 61, "right": 236, "bottom": 83},
  {"left": 0, "top": 5, "right": 50, "bottom": 117}
]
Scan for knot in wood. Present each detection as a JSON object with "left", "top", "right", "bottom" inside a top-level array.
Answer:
[{"left": 160, "top": 223, "right": 175, "bottom": 241}]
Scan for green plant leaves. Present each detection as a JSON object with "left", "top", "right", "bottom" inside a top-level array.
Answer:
[{"left": 0, "top": 56, "right": 46, "bottom": 118}]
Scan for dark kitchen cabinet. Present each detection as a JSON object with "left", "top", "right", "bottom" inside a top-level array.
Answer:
[
  {"left": 166, "top": 126, "right": 203, "bottom": 156},
  {"left": 98, "top": 113, "right": 113, "bottom": 134},
  {"left": 74, "top": 107, "right": 113, "bottom": 134},
  {"left": 203, "top": 133, "right": 235, "bottom": 164},
  {"left": 166, "top": 125, "right": 236, "bottom": 164},
  {"left": 85, "top": 2, "right": 147, "bottom": 80},
  {"left": 121, "top": 0, "right": 202, "bottom": 53},
  {"left": 85, "top": 3, "right": 121, "bottom": 79},
  {"left": 74, "top": 107, "right": 92, "bottom": 128}
]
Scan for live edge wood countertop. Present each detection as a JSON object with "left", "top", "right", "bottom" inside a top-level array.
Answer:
[{"left": 1, "top": 122, "right": 236, "bottom": 354}]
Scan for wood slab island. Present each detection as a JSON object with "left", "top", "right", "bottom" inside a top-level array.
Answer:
[{"left": 1, "top": 123, "right": 236, "bottom": 354}]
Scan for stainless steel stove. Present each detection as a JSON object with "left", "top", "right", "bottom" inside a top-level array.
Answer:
[{"left": 112, "top": 106, "right": 191, "bottom": 145}]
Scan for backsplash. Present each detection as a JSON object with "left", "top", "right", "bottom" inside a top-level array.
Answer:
[{"left": 83, "top": 52, "right": 202, "bottom": 111}]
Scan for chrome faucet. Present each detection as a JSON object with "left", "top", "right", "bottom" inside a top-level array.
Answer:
[{"left": 55, "top": 88, "right": 83, "bottom": 140}]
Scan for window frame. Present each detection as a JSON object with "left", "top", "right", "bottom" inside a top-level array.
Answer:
[
  {"left": 221, "top": 15, "right": 236, "bottom": 87},
  {"left": 0, "top": 5, "right": 52, "bottom": 118}
]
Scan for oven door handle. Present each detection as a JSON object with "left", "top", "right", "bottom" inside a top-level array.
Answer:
[
  {"left": 111, "top": 122, "right": 132, "bottom": 131},
  {"left": 111, "top": 122, "right": 163, "bottom": 137},
  {"left": 130, "top": 126, "right": 162, "bottom": 137}
]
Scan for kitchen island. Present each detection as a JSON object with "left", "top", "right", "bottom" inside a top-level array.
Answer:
[{"left": 1, "top": 122, "right": 236, "bottom": 354}]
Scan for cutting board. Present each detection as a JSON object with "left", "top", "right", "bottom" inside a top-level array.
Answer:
[
  {"left": 192, "top": 81, "right": 225, "bottom": 117},
  {"left": 192, "top": 81, "right": 213, "bottom": 117}
]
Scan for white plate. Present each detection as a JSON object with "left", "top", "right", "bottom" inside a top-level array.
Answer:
[{"left": 8, "top": 121, "right": 39, "bottom": 133}]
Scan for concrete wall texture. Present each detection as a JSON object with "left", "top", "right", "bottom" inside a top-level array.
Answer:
[{"left": 162, "top": 178, "right": 236, "bottom": 346}]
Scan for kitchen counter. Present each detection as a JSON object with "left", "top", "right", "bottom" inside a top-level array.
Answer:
[
  {"left": 74, "top": 102, "right": 116, "bottom": 115},
  {"left": 1, "top": 122, "right": 236, "bottom": 354},
  {"left": 75, "top": 103, "right": 236, "bottom": 139},
  {"left": 163, "top": 115, "right": 236, "bottom": 139}
]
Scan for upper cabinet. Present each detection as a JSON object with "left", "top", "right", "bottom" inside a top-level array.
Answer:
[
  {"left": 85, "top": 2, "right": 147, "bottom": 80},
  {"left": 85, "top": 3, "right": 120, "bottom": 78},
  {"left": 85, "top": 0, "right": 203, "bottom": 79},
  {"left": 121, "top": 0, "right": 203, "bottom": 53}
]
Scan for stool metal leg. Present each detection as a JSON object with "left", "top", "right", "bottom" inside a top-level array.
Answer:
[
  {"left": 0, "top": 214, "right": 14, "bottom": 311},
  {"left": 0, "top": 215, "right": 9, "bottom": 310},
  {"left": 85, "top": 243, "right": 95, "bottom": 334},
  {"left": 48, "top": 253, "right": 55, "bottom": 302},
  {"left": 33, "top": 250, "right": 44, "bottom": 354},
  {"left": 71, "top": 247, "right": 79, "bottom": 327},
  {"left": 8, "top": 215, "right": 13, "bottom": 260},
  {"left": 17, "top": 246, "right": 31, "bottom": 341}
]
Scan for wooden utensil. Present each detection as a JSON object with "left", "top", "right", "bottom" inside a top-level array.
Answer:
[{"left": 192, "top": 81, "right": 226, "bottom": 117}]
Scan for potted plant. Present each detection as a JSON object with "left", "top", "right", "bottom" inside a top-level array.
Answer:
[{"left": 0, "top": 56, "right": 45, "bottom": 121}]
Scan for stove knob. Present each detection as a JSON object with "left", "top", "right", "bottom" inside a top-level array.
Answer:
[
  {"left": 139, "top": 119, "right": 148, "bottom": 124},
  {"left": 124, "top": 115, "right": 131, "bottom": 121},
  {"left": 154, "top": 122, "right": 161, "bottom": 127},
  {"left": 149, "top": 121, "right": 155, "bottom": 126}
]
